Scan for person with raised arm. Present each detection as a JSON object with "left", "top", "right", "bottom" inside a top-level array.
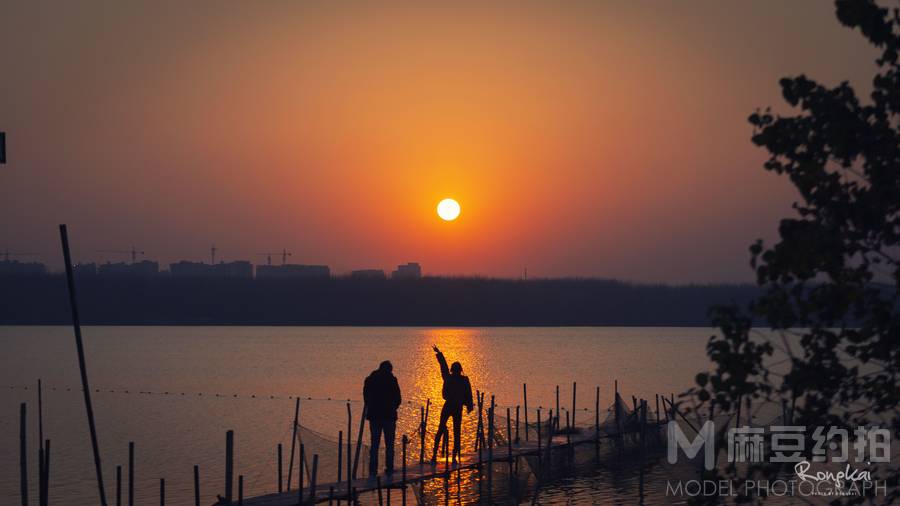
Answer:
[{"left": 430, "top": 344, "right": 473, "bottom": 465}]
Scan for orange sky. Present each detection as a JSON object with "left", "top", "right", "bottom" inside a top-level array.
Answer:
[{"left": 0, "top": 1, "right": 878, "bottom": 282}]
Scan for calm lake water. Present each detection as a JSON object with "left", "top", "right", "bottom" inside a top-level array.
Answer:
[{"left": 1, "top": 326, "right": 719, "bottom": 505}]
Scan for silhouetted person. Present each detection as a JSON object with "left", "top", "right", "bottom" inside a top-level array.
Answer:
[
  {"left": 430, "top": 345, "right": 473, "bottom": 465},
  {"left": 363, "top": 360, "right": 401, "bottom": 476}
]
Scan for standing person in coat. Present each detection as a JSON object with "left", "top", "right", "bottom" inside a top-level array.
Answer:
[{"left": 363, "top": 360, "right": 402, "bottom": 476}]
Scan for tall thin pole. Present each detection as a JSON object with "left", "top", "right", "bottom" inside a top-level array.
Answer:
[{"left": 59, "top": 224, "right": 108, "bottom": 506}]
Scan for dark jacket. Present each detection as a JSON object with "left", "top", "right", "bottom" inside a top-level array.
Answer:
[
  {"left": 436, "top": 352, "right": 474, "bottom": 412},
  {"left": 363, "top": 368, "right": 402, "bottom": 421}
]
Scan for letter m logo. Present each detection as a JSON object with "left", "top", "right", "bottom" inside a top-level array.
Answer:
[{"left": 667, "top": 420, "right": 716, "bottom": 470}]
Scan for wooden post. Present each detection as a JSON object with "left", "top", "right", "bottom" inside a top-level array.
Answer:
[
  {"left": 225, "top": 430, "right": 234, "bottom": 504},
  {"left": 595, "top": 386, "right": 600, "bottom": 441},
  {"left": 486, "top": 405, "right": 494, "bottom": 495},
  {"left": 337, "top": 431, "right": 343, "bottom": 485},
  {"left": 237, "top": 475, "right": 243, "bottom": 506},
  {"left": 60, "top": 225, "right": 108, "bottom": 506},
  {"left": 565, "top": 411, "right": 571, "bottom": 444},
  {"left": 572, "top": 382, "right": 577, "bottom": 432},
  {"left": 614, "top": 380, "right": 621, "bottom": 437},
  {"left": 41, "top": 440, "right": 50, "bottom": 506},
  {"left": 158, "top": 478, "right": 164, "bottom": 506},
  {"left": 20, "top": 403, "right": 28, "bottom": 506},
  {"left": 298, "top": 444, "right": 304, "bottom": 503},
  {"left": 128, "top": 442, "right": 134, "bottom": 506},
  {"left": 555, "top": 385, "right": 560, "bottom": 431},
  {"left": 329, "top": 487, "right": 334, "bottom": 506},
  {"left": 287, "top": 398, "right": 300, "bottom": 490},
  {"left": 116, "top": 466, "right": 122, "bottom": 506},
  {"left": 401, "top": 435, "right": 408, "bottom": 506},
  {"left": 352, "top": 404, "right": 366, "bottom": 479},
  {"left": 523, "top": 384, "right": 529, "bottom": 441},
  {"left": 506, "top": 407, "right": 513, "bottom": 474},
  {"left": 277, "top": 443, "right": 283, "bottom": 493},
  {"left": 655, "top": 394, "right": 660, "bottom": 424},
  {"left": 474, "top": 391, "right": 482, "bottom": 452},
  {"left": 536, "top": 408, "right": 542, "bottom": 454},
  {"left": 345, "top": 405, "right": 351, "bottom": 496},
  {"left": 515, "top": 405, "right": 520, "bottom": 444},
  {"left": 474, "top": 392, "right": 484, "bottom": 449},
  {"left": 309, "top": 454, "right": 319, "bottom": 505},
  {"left": 37, "top": 380, "right": 44, "bottom": 506},
  {"left": 418, "top": 405, "right": 425, "bottom": 464},
  {"left": 193, "top": 465, "right": 200, "bottom": 506}
]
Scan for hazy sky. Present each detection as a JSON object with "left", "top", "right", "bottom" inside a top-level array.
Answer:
[{"left": 0, "top": 1, "right": 879, "bottom": 282}]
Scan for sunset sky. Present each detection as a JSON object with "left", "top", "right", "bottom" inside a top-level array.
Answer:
[{"left": 0, "top": 1, "right": 878, "bottom": 282}]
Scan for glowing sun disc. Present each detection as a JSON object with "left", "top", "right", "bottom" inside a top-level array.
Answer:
[{"left": 437, "top": 198, "right": 461, "bottom": 221}]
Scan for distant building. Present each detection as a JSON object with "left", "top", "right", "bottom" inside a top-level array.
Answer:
[
  {"left": 0, "top": 260, "right": 47, "bottom": 277},
  {"left": 98, "top": 260, "right": 159, "bottom": 278},
  {"left": 391, "top": 262, "right": 422, "bottom": 279},
  {"left": 73, "top": 263, "right": 97, "bottom": 277},
  {"left": 213, "top": 261, "right": 253, "bottom": 279},
  {"left": 256, "top": 264, "right": 330, "bottom": 279},
  {"left": 169, "top": 261, "right": 212, "bottom": 277},
  {"left": 350, "top": 269, "right": 387, "bottom": 280},
  {"left": 170, "top": 260, "right": 253, "bottom": 279}
]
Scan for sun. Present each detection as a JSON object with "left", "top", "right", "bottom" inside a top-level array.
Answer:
[{"left": 437, "top": 198, "right": 460, "bottom": 221}]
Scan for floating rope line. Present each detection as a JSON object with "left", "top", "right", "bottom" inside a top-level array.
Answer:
[{"left": 4, "top": 384, "right": 605, "bottom": 413}]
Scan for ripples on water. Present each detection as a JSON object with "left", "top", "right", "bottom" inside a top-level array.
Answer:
[{"left": 1, "top": 326, "right": 721, "bottom": 504}]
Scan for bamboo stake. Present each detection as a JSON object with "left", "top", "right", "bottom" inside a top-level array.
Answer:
[
  {"left": 515, "top": 405, "right": 520, "bottom": 444},
  {"left": 337, "top": 431, "right": 343, "bottom": 485},
  {"left": 572, "top": 382, "right": 577, "bottom": 432},
  {"left": 38, "top": 380, "right": 44, "bottom": 506},
  {"left": 277, "top": 443, "right": 283, "bottom": 493},
  {"left": 128, "top": 442, "right": 134, "bottom": 506},
  {"left": 309, "top": 454, "right": 318, "bottom": 505},
  {"left": 237, "top": 475, "right": 243, "bottom": 506},
  {"left": 345, "top": 405, "right": 351, "bottom": 495},
  {"left": 193, "top": 465, "right": 199, "bottom": 506},
  {"left": 555, "top": 386, "right": 560, "bottom": 431},
  {"left": 41, "top": 440, "right": 50, "bottom": 506},
  {"left": 116, "top": 466, "right": 121, "bottom": 506},
  {"left": 506, "top": 407, "right": 513, "bottom": 475},
  {"left": 225, "top": 431, "right": 234, "bottom": 504},
  {"left": 60, "top": 225, "right": 107, "bottom": 506},
  {"left": 298, "top": 444, "right": 304, "bottom": 503},
  {"left": 159, "top": 479, "right": 164, "bottom": 506},
  {"left": 401, "top": 435, "right": 408, "bottom": 506},
  {"left": 20, "top": 403, "right": 27, "bottom": 506},
  {"left": 287, "top": 398, "right": 300, "bottom": 490},
  {"left": 418, "top": 405, "right": 425, "bottom": 464},
  {"left": 352, "top": 404, "right": 366, "bottom": 479},
  {"left": 523, "top": 384, "right": 529, "bottom": 441}
]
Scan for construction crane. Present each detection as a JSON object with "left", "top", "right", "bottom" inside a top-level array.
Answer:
[
  {"left": 1, "top": 250, "right": 37, "bottom": 262},
  {"left": 256, "top": 249, "right": 292, "bottom": 266},
  {"left": 97, "top": 246, "right": 145, "bottom": 263}
]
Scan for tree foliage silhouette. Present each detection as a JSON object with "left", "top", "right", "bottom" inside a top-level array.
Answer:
[{"left": 690, "top": 1, "right": 899, "bottom": 503}]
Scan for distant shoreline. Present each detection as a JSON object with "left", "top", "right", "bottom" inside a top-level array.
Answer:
[{"left": 0, "top": 275, "right": 758, "bottom": 326}]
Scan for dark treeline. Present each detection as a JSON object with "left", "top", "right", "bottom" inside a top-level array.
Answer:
[{"left": 0, "top": 275, "right": 760, "bottom": 326}]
